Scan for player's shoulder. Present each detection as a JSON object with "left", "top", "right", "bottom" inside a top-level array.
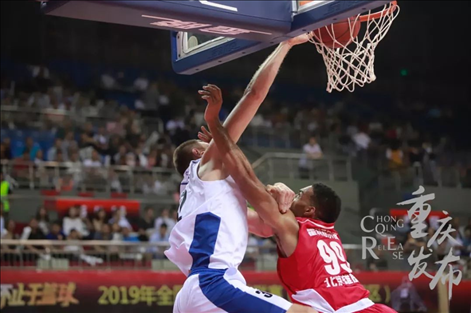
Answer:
[
  {"left": 295, "top": 217, "right": 334, "bottom": 229},
  {"left": 296, "top": 218, "right": 339, "bottom": 238}
]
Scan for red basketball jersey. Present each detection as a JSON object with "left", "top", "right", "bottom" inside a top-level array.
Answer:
[{"left": 277, "top": 218, "right": 374, "bottom": 313}]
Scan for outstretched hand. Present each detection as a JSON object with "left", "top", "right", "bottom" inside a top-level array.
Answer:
[
  {"left": 286, "top": 33, "right": 310, "bottom": 46},
  {"left": 199, "top": 84, "right": 223, "bottom": 123},
  {"left": 198, "top": 126, "right": 213, "bottom": 143}
]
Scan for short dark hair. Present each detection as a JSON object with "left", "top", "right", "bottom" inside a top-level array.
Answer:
[
  {"left": 173, "top": 139, "right": 201, "bottom": 176},
  {"left": 160, "top": 223, "right": 168, "bottom": 229},
  {"left": 311, "top": 183, "right": 341, "bottom": 223},
  {"left": 52, "top": 220, "right": 62, "bottom": 227}
]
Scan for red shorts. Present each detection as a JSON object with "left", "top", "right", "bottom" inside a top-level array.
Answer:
[{"left": 357, "top": 304, "right": 398, "bottom": 313}]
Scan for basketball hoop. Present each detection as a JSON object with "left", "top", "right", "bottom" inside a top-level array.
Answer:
[{"left": 308, "top": 1, "right": 400, "bottom": 93}]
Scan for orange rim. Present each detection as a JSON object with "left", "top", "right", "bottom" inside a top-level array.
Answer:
[{"left": 359, "top": 1, "right": 398, "bottom": 23}]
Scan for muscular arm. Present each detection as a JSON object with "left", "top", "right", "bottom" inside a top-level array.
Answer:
[
  {"left": 247, "top": 208, "right": 273, "bottom": 238},
  {"left": 199, "top": 42, "right": 294, "bottom": 174},
  {"left": 206, "top": 118, "right": 299, "bottom": 255}
]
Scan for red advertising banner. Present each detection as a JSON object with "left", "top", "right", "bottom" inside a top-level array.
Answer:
[
  {"left": 1, "top": 270, "right": 470, "bottom": 313},
  {"left": 50, "top": 198, "right": 141, "bottom": 217}
]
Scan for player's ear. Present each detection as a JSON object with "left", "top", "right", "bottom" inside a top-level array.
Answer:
[
  {"left": 304, "top": 206, "right": 315, "bottom": 217},
  {"left": 192, "top": 148, "right": 204, "bottom": 158}
]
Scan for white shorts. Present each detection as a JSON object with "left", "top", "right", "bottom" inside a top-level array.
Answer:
[{"left": 174, "top": 268, "right": 292, "bottom": 313}]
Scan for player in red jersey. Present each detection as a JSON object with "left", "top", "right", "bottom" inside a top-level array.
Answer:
[{"left": 203, "top": 85, "right": 397, "bottom": 313}]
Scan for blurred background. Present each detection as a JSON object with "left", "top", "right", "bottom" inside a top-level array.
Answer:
[{"left": 0, "top": 1, "right": 470, "bottom": 313}]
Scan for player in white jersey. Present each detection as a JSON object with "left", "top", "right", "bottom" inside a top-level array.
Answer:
[{"left": 165, "top": 35, "right": 317, "bottom": 313}]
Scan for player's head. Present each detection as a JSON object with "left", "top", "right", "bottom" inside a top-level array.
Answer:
[
  {"left": 290, "top": 183, "right": 341, "bottom": 223},
  {"left": 173, "top": 139, "right": 209, "bottom": 176}
]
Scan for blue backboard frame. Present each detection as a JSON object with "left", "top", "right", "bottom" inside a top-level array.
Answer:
[
  {"left": 172, "top": 1, "right": 389, "bottom": 74},
  {"left": 42, "top": 0, "right": 390, "bottom": 75}
]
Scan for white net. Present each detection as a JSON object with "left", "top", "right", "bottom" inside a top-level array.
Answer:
[{"left": 308, "top": 1, "right": 400, "bottom": 93}]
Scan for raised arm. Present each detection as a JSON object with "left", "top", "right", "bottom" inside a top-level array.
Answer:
[
  {"left": 200, "top": 35, "right": 309, "bottom": 168},
  {"left": 202, "top": 86, "right": 299, "bottom": 253}
]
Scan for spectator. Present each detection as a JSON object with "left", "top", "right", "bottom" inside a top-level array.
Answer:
[
  {"left": 135, "top": 147, "right": 148, "bottom": 168},
  {"left": 62, "top": 206, "right": 89, "bottom": 238},
  {"left": 0, "top": 142, "right": 12, "bottom": 161},
  {"left": 101, "top": 71, "right": 116, "bottom": 89},
  {"left": 122, "top": 227, "right": 139, "bottom": 242},
  {"left": 79, "top": 122, "right": 96, "bottom": 150},
  {"left": 150, "top": 223, "right": 169, "bottom": 242},
  {"left": 125, "top": 151, "right": 137, "bottom": 167},
  {"left": 434, "top": 227, "right": 463, "bottom": 261},
  {"left": 137, "top": 206, "right": 155, "bottom": 241},
  {"left": 113, "top": 145, "right": 127, "bottom": 165},
  {"left": 92, "top": 208, "right": 108, "bottom": 234},
  {"left": 142, "top": 176, "right": 167, "bottom": 195},
  {"left": 142, "top": 82, "right": 161, "bottom": 112},
  {"left": 298, "top": 136, "right": 323, "bottom": 179},
  {"left": 35, "top": 206, "right": 50, "bottom": 235},
  {"left": 2, "top": 220, "right": 18, "bottom": 240},
  {"left": 12, "top": 151, "right": 31, "bottom": 181},
  {"left": 22, "top": 217, "right": 46, "bottom": 254},
  {"left": 94, "top": 126, "right": 108, "bottom": 148},
  {"left": 94, "top": 223, "right": 113, "bottom": 240},
  {"left": 33, "top": 150, "right": 44, "bottom": 165},
  {"left": 1, "top": 138, "right": 12, "bottom": 160},
  {"left": 134, "top": 73, "right": 149, "bottom": 92},
  {"left": 47, "top": 138, "right": 63, "bottom": 161},
  {"left": 249, "top": 113, "right": 267, "bottom": 127},
  {"left": 154, "top": 208, "right": 175, "bottom": 234},
  {"left": 110, "top": 223, "right": 122, "bottom": 241},
  {"left": 109, "top": 208, "right": 132, "bottom": 230},
  {"left": 64, "top": 229, "right": 82, "bottom": 255},
  {"left": 366, "top": 248, "right": 388, "bottom": 271},
  {"left": 104, "top": 136, "right": 120, "bottom": 161},
  {"left": 403, "top": 233, "right": 426, "bottom": 259},
  {"left": 0, "top": 217, "right": 20, "bottom": 262},
  {"left": 83, "top": 149, "right": 103, "bottom": 167},
  {"left": 449, "top": 229, "right": 464, "bottom": 257},
  {"left": 423, "top": 141, "right": 438, "bottom": 183},
  {"left": 24, "top": 137, "right": 41, "bottom": 161},
  {"left": 21, "top": 217, "right": 45, "bottom": 240},
  {"left": 55, "top": 150, "right": 65, "bottom": 163},
  {"left": 408, "top": 144, "right": 424, "bottom": 166},
  {"left": 146, "top": 149, "right": 158, "bottom": 168},
  {"left": 451, "top": 217, "right": 462, "bottom": 240},
  {"left": 0, "top": 174, "right": 11, "bottom": 216},
  {"left": 62, "top": 131, "right": 78, "bottom": 158},
  {"left": 64, "top": 151, "right": 82, "bottom": 185},
  {"left": 459, "top": 218, "right": 471, "bottom": 237},
  {"left": 166, "top": 116, "right": 185, "bottom": 135},
  {"left": 56, "top": 173, "right": 75, "bottom": 191},
  {"left": 126, "top": 124, "right": 142, "bottom": 150},
  {"left": 149, "top": 223, "right": 169, "bottom": 257},
  {"left": 352, "top": 128, "right": 371, "bottom": 151},
  {"left": 46, "top": 221, "right": 65, "bottom": 240},
  {"left": 386, "top": 141, "right": 404, "bottom": 170}
]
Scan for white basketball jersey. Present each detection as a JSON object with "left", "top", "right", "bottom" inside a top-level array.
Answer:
[{"left": 164, "top": 159, "right": 248, "bottom": 276}]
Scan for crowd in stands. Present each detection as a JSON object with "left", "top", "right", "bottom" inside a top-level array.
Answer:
[
  {"left": 365, "top": 215, "right": 471, "bottom": 273},
  {"left": 2, "top": 62, "right": 470, "bottom": 190},
  {"left": 0, "top": 204, "right": 178, "bottom": 259},
  {"left": 1, "top": 202, "right": 470, "bottom": 271}
]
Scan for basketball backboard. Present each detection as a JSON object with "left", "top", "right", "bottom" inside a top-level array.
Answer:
[{"left": 43, "top": 0, "right": 390, "bottom": 74}]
